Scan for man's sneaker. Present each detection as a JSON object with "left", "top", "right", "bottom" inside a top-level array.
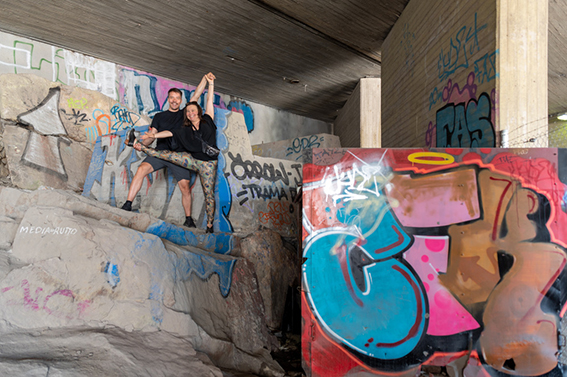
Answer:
[
  {"left": 125, "top": 129, "right": 136, "bottom": 147},
  {"left": 121, "top": 201, "right": 132, "bottom": 211},
  {"left": 205, "top": 226, "right": 214, "bottom": 234},
  {"left": 184, "top": 217, "right": 196, "bottom": 228}
]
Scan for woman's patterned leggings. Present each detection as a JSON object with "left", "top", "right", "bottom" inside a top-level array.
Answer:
[{"left": 138, "top": 144, "right": 217, "bottom": 227}]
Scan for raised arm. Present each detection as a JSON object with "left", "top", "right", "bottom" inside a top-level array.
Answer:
[
  {"left": 205, "top": 73, "right": 215, "bottom": 120},
  {"left": 189, "top": 72, "right": 214, "bottom": 103}
]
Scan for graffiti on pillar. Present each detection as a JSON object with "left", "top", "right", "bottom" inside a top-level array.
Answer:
[
  {"left": 401, "top": 23, "right": 416, "bottom": 77},
  {"left": 425, "top": 11, "right": 499, "bottom": 148},
  {"left": 302, "top": 147, "right": 567, "bottom": 377},
  {"left": 426, "top": 72, "right": 497, "bottom": 148},
  {"left": 435, "top": 91, "right": 495, "bottom": 148},
  {"left": 436, "top": 13, "right": 488, "bottom": 82}
]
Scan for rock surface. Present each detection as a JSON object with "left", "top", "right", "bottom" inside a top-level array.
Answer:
[
  {"left": 0, "top": 327, "right": 223, "bottom": 377},
  {"left": 238, "top": 229, "right": 300, "bottom": 330},
  {"left": 0, "top": 72, "right": 298, "bottom": 376},
  {"left": 0, "top": 185, "right": 285, "bottom": 377},
  {"left": 3, "top": 122, "right": 92, "bottom": 191}
]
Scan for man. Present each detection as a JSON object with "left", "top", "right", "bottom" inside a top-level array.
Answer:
[{"left": 121, "top": 73, "right": 214, "bottom": 228}]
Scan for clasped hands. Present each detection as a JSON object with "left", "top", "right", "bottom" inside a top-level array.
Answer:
[{"left": 130, "top": 128, "right": 157, "bottom": 151}]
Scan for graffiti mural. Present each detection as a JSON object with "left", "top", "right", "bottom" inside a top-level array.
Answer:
[
  {"left": 1, "top": 84, "right": 94, "bottom": 191},
  {"left": 422, "top": 12, "right": 498, "bottom": 149},
  {"left": 118, "top": 67, "right": 255, "bottom": 131},
  {"left": 0, "top": 29, "right": 329, "bottom": 147},
  {"left": 303, "top": 147, "right": 567, "bottom": 377},
  {"left": 427, "top": 72, "right": 498, "bottom": 148},
  {"left": 251, "top": 134, "right": 341, "bottom": 163},
  {"left": 83, "top": 108, "right": 304, "bottom": 238},
  {"left": 117, "top": 66, "right": 330, "bottom": 143},
  {"left": 0, "top": 30, "right": 116, "bottom": 98},
  {"left": 203, "top": 110, "right": 303, "bottom": 238}
]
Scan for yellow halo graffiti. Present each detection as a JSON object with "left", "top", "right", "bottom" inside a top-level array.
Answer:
[{"left": 408, "top": 152, "right": 455, "bottom": 165}]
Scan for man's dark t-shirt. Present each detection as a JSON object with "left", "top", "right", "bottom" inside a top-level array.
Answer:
[
  {"left": 150, "top": 110, "right": 184, "bottom": 151},
  {"left": 171, "top": 114, "right": 218, "bottom": 161}
]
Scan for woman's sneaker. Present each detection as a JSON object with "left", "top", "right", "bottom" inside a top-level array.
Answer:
[{"left": 125, "top": 129, "right": 136, "bottom": 147}]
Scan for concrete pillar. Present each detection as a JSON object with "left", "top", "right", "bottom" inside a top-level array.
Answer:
[
  {"left": 381, "top": 0, "right": 547, "bottom": 149},
  {"left": 360, "top": 78, "right": 381, "bottom": 147},
  {"left": 334, "top": 81, "right": 361, "bottom": 148},
  {"left": 497, "top": 0, "right": 548, "bottom": 147},
  {"left": 334, "top": 78, "right": 381, "bottom": 148}
]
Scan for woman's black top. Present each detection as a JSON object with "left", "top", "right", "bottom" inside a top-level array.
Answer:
[{"left": 170, "top": 114, "right": 218, "bottom": 161}]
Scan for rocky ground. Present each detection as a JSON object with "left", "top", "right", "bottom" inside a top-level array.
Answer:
[
  {"left": 271, "top": 333, "right": 303, "bottom": 377},
  {"left": 223, "top": 332, "right": 303, "bottom": 377}
]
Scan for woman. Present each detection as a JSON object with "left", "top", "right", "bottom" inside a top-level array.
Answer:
[{"left": 126, "top": 73, "right": 218, "bottom": 233}]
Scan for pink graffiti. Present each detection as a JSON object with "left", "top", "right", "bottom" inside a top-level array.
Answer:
[
  {"left": 118, "top": 67, "right": 228, "bottom": 112},
  {"left": 443, "top": 72, "right": 478, "bottom": 104},
  {"left": 404, "top": 236, "right": 480, "bottom": 336},
  {"left": 3, "top": 280, "right": 90, "bottom": 320},
  {"left": 427, "top": 72, "right": 498, "bottom": 147},
  {"left": 425, "top": 121, "right": 437, "bottom": 148}
]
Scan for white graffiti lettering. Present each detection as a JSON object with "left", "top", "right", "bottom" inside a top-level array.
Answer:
[
  {"left": 323, "top": 162, "right": 385, "bottom": 204},
  {"left": 19, "top": 226, "right": 77, "bottom": 235}
]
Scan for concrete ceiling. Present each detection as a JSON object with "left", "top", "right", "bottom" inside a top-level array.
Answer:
[{"left": 0, "top": 0, "right": 565, "bottom": 123}]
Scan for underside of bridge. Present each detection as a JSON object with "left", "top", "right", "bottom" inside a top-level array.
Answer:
[{"left": 2, "top": 0, "right": 566, "bottom": 123}]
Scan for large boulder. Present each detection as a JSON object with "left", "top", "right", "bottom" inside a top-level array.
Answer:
[
  {"left": 237, "top": 228, "right": 300, "bottom": 330},
  {"left": 0, "top": 185, "right": 284, "bottom": 377},
  {"left": 0, "top": 327, "right": 222, "bottom": 377}
]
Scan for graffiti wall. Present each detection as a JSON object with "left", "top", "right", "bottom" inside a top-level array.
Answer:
[
  {"left": 0, "top": 30, "right": 116, "bottom": 99},
  {"left": 302, "top": 147, "right": 567, "bottom": 377},
  {"left": 252, "top": 133, "right": 341, "bottom": 162},
  {"left": 117, "top": 67, "right": 330, "bottom": 144},
  {"left": 0, "top": 73, "right": 147, "bottom": 190},
  {"left": 0, "top": 30, "right": 329, "bottom": 144},
  {"left": 382, "top": 1, "right": 498, "bottom": 148},
  {"left": 83, "top": 109, "right": 303, "bottom": 239}
]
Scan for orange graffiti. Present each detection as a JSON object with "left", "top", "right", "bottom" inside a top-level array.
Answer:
[
  {"left": 96, "top": 114, "right": 112, "bottom": 135},
  {"left": 259, "top": 202, "right": 294, "bottom": 231},
  {"left": 440, "top": 169, "right": 565, "bottom": 375}
]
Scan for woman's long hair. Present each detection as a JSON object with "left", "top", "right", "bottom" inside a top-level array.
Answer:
[{"left": 183, "top": 101, "right": 203, "bottom": 129}]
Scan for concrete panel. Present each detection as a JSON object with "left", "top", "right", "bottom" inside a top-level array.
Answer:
[
  {"left": 498, "top": 0, "right": 548, "bottom": 147},
  {"left": 360, "top": 77, "right": 381, "bottom": 147},
  {"left": 251, "top": 133, "right": 340, "bottom": 162},
  {"left": 303, "top": 147, "right": 567, "bottom": 376}
]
